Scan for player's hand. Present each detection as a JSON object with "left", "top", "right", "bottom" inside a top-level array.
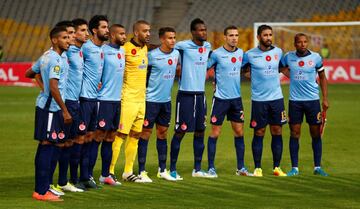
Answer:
[
  {"left": 212, "top": 81, "right": 216, "bottom": 91},
  {"left": 63, "top": 111, "right": 73, "bottom": 125},
  {"left": 98, "top": 82, "right": 102, "bottom": 90},
  {"left": 322, "top": 98, "right": 329, "bottom": 111}
]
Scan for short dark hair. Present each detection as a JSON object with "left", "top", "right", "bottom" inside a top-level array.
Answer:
[
  {"left": 133, "top": 20, "right": 150, "bottom": 32},
  {"left": 190, "top": 18, "right": 205, "bottom": 31},
  {"left": 55, "top": 20, "right": 74, "bottom": 28},
  {"left": 72, "top": 18, "right": 88, "bottom": 30},
  {"left": 50, "top": 26, "right": 68, "bottom": 39},
  {"left": 294, "top": 33, "right": 308, "bottom": 43},
  {"left": 159, "top": 27, "right": 176, "bottom": 38},
  {"left": 257, "top": 24, "right": 272, "bottom": 36},
  {"left": 224, "top": 25, "right": 238, "bottom": 35},
  {"left": 110, "top": 24, "right": 125, "bottom": 30},
  {"left": 89, "top": 15, "right": 108, "bottom": 35}
]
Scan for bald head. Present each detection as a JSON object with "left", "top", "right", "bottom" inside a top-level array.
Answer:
[
  {"left": 132, "top": 20, "right": 150, "bottom": 45},
  {"left": 109, "top": 24, "right": 126, "bottom": 46}
]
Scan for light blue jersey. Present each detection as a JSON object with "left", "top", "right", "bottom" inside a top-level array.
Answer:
[
  {"left": 65, "top": 45, "right": 84, "bottom": 101},
  {"left": 32, "top": 51, "right": 50, "bottom": 107},
  {"left": 97, "top": 44, "right": 125, "bottom": 101},
  {"left": 37, "top": 49, "right": 68, "bottom": 112},
  {"left": 175, "top": 40, "right": 211, "bottom": 93},
  {"left": 281, "top": 50, "right": 324, "bottom": 101},
  {"left": 80, "top": 40, "right": 104, "bottom": 99},
  {"left": 146, "top": 47, "right": 179, "bottom": 102},
  {"left": 208, "top": 46, "right": 244, "bottom": 99},
  {"left": 243, "top": 46, "right": 283, "bottom": 101}
]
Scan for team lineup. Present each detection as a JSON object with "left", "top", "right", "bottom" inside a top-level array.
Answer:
[{"left": 25, "top": 15, "right": 329, "bottom": 202}]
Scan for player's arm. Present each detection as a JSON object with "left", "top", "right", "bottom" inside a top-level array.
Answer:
[
  {"left": 241, "top": 52, "right": 251, "bottom": 79},
  {"left": 279, "top": 67, "right": 290, "bottom": 78},
  {"left": 50, "top": 78, "right": 72, "bottom": 124},
  {"left": 25, "top": 68, "right": 36, "bottom": 78},
  {"left": 35, "top": 74, "right": 44, "bottom": 92},
  {"left": 318, "top": 69, "right": 329, "bottom": 111}
]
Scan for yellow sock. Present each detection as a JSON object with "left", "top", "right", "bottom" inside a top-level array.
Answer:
[
  {"left": 124, "top": 136, "right": 139, "bottom": 174},
  {"left": 109, "top": 135, "right": 124, "bottom": 174}
]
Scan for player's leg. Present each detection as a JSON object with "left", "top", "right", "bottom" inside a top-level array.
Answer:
[
  {"left": 109, "top": 101, "right": 124, "bottom": 176},
  {"left": 207, "top": 97, "right": 228, "bottom": 177},
  {"left": 250, "top": 100, "right": 268, "bottom": 177},
  {"left": 305, "top": 100, "right": 327, "bottom": 176},
  {"left": 269, "top": 99, "right": 287, "bottom": 176},
  {"left": 287, "top": 100, "right": 303, "bottom": 176}
]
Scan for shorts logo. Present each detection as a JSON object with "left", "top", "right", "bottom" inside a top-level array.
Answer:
[
  {"left": 265, "top": 55, "right": 271, "bottom": 62},
  {"left": 240, "top": 111, "right": 244, "bottom": 121},
  {"left": 298, "top": 61, "right": 305, "bottom": 67},
  {"left": 211, "top": 116, "right": 217, "bottom": 123},
  {"left": 231, "top": 57, "right": 237, "bottom": 63},
  {"left": 101, "top": 52, "right": 104, "bottom": 59},
  {"left": 317, "top": 112, "right": 322, "bottom": 123},
  {"left": 131, "top": 49, "right": 137, "bottom": 55},
  {"left": 99, "top": 119, "right": 106, "bottom": 128},
  {"left": 198, "top": 47, "right": 204, "bottom": 53},
  {"left": 274, "top": 55, "right": 279, "bottom": 60},
  {"left": 168, "top": 59, "right": 173, "bottom": 65},
  {"left": 251, "top": 120, "right": 257, "bottom": 128},
  {"left": 79, "top": 51, "right": 83, "bottom": 58},
  {"left": 281, "top": 111, "right": 287, "bottom": 122},
  {"left": 308, "top": 60, "right": 314, "bottom": 67},
  {"left": 51, "top": 131, "right": 57, "bottom": 140},
  {"left": 117, "top": 53, "right": 122, "bottom": 59},
  {"left": 143, "top": 119, "right": 149, "bottom": 127},
  {"left": 238, "top": 56, "right": 242, "bottom": 62},
  {"left": 79, "top": 123, "right": 86, "bottom": 131},
  {"left": 58, "top": 132, "right": 65, "bottom": 140},
  {"left": 181, "top": 123, "right": 187, "bottom": 131}
]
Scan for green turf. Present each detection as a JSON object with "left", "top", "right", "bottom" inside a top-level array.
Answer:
[{"left": 0, "top": 82, "right": 359, "bottom": 209}]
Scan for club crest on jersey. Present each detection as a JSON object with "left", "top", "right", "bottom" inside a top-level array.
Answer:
[
  {"left": 58, "top": 132, "right": 65, "bottom": 140},
  {"left": 308, "top": 60, "right": 314, "bottom": 67},
  {"left": 211, "top": 116, "right": 217, "bottom": 123},
  {"left": 99, "top": 119, "right": 106, "bottom": 128},
  {"left": 79, "top": 123, "right": 86, "bottom": 131},
  {"left": 298, "top": 61, "right": 305, "bottom": 67},
  {"left": 274, "top": 55, "right": 279, "bottom": 60},
  {"left": 117, "top": 53, "right": 122, "bottom": 59},
  {"left": 281, "top": 111, "right": 287, "bottom": 122},
  {"left": 143, "top": 119, "right": 149, "bottom": 127},
  {"left": 251, "top": 120, "right": 257, "bottom": 128},
  {"left": 168, "top": 59, "right": 173, "bottom": 65},
  {"left": 265, "top": 55, "right": 271, "bottom": 61},
  {"left": 131, "top": 49, "right": 137, "bottom": 55},
  {"left": 51, "top": 131, "right": 57, "bottom": 140},
  {"left": 181, "top": 123, "right": 187, "bottom": 130},
  {"left": 198, "top": 47, "right": 204, "bottom": 53},
  {"left": 79, "top": 51, "right": 83, "bottom": 58},
  {"left": 231, "top": 57, "right": 237, "bottom": 63}
]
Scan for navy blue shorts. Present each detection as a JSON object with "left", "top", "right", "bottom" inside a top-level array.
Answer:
[
  {"left": 34, "top": 107, "right": 71, "bottom": 143},
  {"left": 210, "top": 97, "right": 244, "bottom": 125},
  {"left": 79, "top": 97, "right": 98, "bottom": 134},
  {"left": 174, "top": 92, "right": 207, "bottom": 132},
  {"left": 65, "top": 100, "right": 80, "bottom": 139},
  {"left": 97, "top": 100, "right": 121, "bottom": 131},
  {"left": 250, "top": 98, "right": 287, "bottom": 129},
  {"left": 288, "top": 100, "right": 322, "bottom": 125},
  {"left": 143, "top": 101, "right": 171, "bottom": 129}
]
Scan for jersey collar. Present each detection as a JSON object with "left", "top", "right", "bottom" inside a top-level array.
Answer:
[
  {"left": 130, "top": 38, "right": 145, "bottom": 48},
  {"left": 257, "top": 45, "right": 275, "bottom": 52},
  {"left": 222, "top": 46, "right": 238, "bottom": 53},
  {"left": 296, "top": 49, "right": 311, "bottom": 57}
]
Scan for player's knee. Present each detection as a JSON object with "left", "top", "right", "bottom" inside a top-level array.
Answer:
[
  {"left": 129, "top": 131, "right": 141, "bottom": 139},
  {"left": 156, "top": 128, "right": 168, "bottom": 139},
  {"left": 255, "top": 128, "right": 266, "bottom": 136},
  {"left": 141, "top": 128, "right": 152, "bottom": 140},
  {"left": 64, "top": 140, "right": 73, "bottom": 147},
  {"left": 270, "top": 126, "right": 282, "bottom": 135},
  {"left": 174, "top": 131, "right": 185, "bottom": 139},
  {"left": 310, "top": 125, "right": 321, "bottom": 138},
  {"left": 194, "top": 131, "right": 205, "bottom": 138},
  {"left": 290, "top": 130, "right": 301, "bottom": 138},
  {"left": 116, "top": 131, "right": 127, "bottom": 140},
  {"left": 75, "top": 136, "right": 85, "bottom": 144}
]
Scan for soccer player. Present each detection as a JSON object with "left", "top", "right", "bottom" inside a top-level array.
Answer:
[
  {"left": 206, "top": 26, "right": 251, "bottom": 177},
  {"left": 281, "top": 33, "right": 329, "bottom": 176},
  {"left": 78, "top": 15, "right": 109, "bottom": 188},
  {"left": 136, "top": 27, "right": 179, "bottom": 182},
  {"left": 96, "top": 24, "right": 126, "bottom": 185},
  {"left": 169, "top": 18, "right": 212, "bottom": 179},
  {"left": 61, "top": 18, "right": 89, "bottom": 192},
  {"left": 111, "top": 20, "right": 150, "bottom": 182},
  {"left": 242, "top": 24, "right": 287, "bottom": 177},
  {"left": 32, "top": 26, "right": 70, "bottom": 201}
]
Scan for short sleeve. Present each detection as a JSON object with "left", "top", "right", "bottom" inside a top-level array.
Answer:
[
  {"left": 315, "top": 54, "right": 324, "bottom": 72},
  {"left": 207, "top": 51, "right": 216, "bottom": 68},
  {"left": 49, "top": 60, "right": 61, "bottom": 80}
]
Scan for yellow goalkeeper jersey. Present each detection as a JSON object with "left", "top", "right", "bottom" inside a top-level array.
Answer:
[{"left": 121, "top": 39, "right": 148, "bottom": 102}]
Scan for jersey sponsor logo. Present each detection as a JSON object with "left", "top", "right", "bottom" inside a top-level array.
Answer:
[
  {"left": 131, "top": 49, "right": 137, "bottom": 55},
  {"left": 58, "top": 132, "right": 65, "bottom": 140},
  {"left": 308, "top": 60, "right": 314, "bottom": 67},
  {"left": 298, "top": 61, "right": 305, "bottom": 67},
  {"left": 139, "top": 59, "right": 147, "bottom": 69},
  {"left": 266, "top": 55, "right": 271, "bottom": 61},
  {"left": 53, "top": 65, "right": 60, "bottom": 75},
  {"left": 251, "top": 120, "right": 257, "bottom": 128},
  {"left": 79, "top": 123, "right": 86, "bottom": 131},
  {"left": 79, "top": 51, "right": 83, "bottom": 58},
  {"left": 51, "top": 131, "right": 57, "bottom": 140},
  {"left": 168, "top": 59, "right": 173, "bottom": 65},
  {"left": 198, "top": 47, "right": 204, "bottom": 53},
  {"left": 143, "top": 119, "right": 149, "bottom": 127},
  {"left": 181, "top": 122, "right": 187, "bottom": 130},
  {"left": 231, "top": 57, "right": 237, "bottom": 63},
  {"left": 211, "top": 116, "right": 217, "bottom": 123},
  {"left": 117, "top": 53, "right": 122, "bottom": 59},
  {"left": 99, "top": 119, "right": 106, "bottom": 128}
]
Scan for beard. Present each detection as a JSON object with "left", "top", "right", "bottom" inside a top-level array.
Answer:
[
  {"left": 98, "top": 33, "right": 109, "bottom": 41},
  {"left": 260, "top": 39, "right": 272, "bottom": 47}
]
